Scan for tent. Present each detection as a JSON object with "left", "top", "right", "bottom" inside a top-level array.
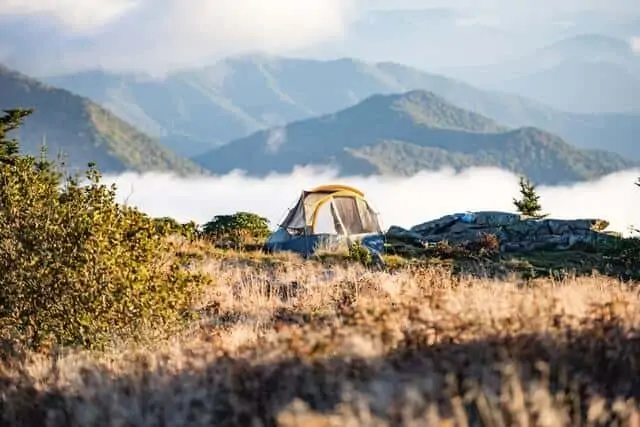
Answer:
[{"left": 264, "top": 184, "right": 385, "bottom": 258}]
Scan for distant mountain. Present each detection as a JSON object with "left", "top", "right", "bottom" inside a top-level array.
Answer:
[
  {"left": 445, "top": 34, "right": 640, "bottom": 114},
  {"left": 550, "top": 12, "right": 640, "bottom": 41},
  {"left": 0, "top": 65, "right": 204, "bottom": 175},
  {"left": 46, "top": 66, "right": 271, "bottom": 157},
  {"left": 327, "top": 8, "right": 520, "bottom": 67},
  {"left": 289, "top": 7, "right": 572, "bottom": 69},
  {"left": 194, "top": 90, "right": 636, "bottom": 185},
  {"left": 445, "top": 34, "right": 639, "bottom": 82},
  {"left": 499, "top": 60, "right": 640, "bottom": 114},
  {"left": 45, "top": 55, "right": 640, "bottom": 159},
  {"left": 542, "top": 34, "right": 635, "bottom": 60}
]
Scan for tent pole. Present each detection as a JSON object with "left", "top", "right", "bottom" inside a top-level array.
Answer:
[{"left": 301, "top": 191, "right": 312, "bottom": 257}]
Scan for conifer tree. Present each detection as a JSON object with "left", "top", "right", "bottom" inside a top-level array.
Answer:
[
  {"left": 513, "top": 175, "right": 547, "bottom": 218},
  {"left": 0, "top": 108, "right": 31, "bottom": 162}
]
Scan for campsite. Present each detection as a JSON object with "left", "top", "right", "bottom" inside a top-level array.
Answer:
[
  {"left": 201, "top": 181, "right": 636, "bottom": 284},
  {"left": 2, "top": 3, "right": 640, "bottom": 424},
  {"left": 1, "top": 110, "right": 639, "bottom": 423}
]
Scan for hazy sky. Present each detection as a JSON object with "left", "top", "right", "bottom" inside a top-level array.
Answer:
[
  {"left": 0, "top": 0, "right": 355, "bottom": 76},
  {"left": 1, "top": 0, "right": 638, "bottom": 76}
]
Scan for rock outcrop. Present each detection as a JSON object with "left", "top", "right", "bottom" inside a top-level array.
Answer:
[{"left": 387, "top": 211, "right": 618, "bottom": 253}]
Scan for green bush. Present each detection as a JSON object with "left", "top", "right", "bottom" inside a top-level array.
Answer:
[
  {"left": 465, "top": 233, "right": 501, "bottom": 255},
  {"left": 0, "top": 109, "right": 208, "bottom": 351},
  {"left": 348, "top": 240, "right": 373, "bottom": 266},
  {"left": 601, "top": 236, "right": 640, "bottom": 271},
  {"left": 201, "top": 211, "right": 271, "bottom": 249},
  {"left": 153, "top": 216, "right": 199, "bottom": 240}
]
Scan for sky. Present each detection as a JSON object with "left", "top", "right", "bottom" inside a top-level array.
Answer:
[
  {"left": 1, "top": 0, "right": 638, "bottom": 76},
  {"left": 0, "top": 0, "right": 356, "bottom": 76},
  {"left": 101, "top": 167, "right": 640, "bottom": 236}
]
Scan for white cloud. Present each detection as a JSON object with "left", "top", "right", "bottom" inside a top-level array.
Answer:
[
  {"left": 265, "top": 127, "right": 287, "bottom": 153},
  {"left": 455, "top": 14, "right": 500, "bottom": 28},
  {"left": 0, "top": 0, "right": 137, "bottom": 32},
  {"left": 101, "top": 167, "right": 640, "bottom": 235},
  {"left": 0, "top": 0, "right": 356, "bottom": 76},
  {"left": 631, "top": 36, "right": 640, "bottom": 54},
  {"left": 1, "top": 0, "right": 637, "bottom": 75}
]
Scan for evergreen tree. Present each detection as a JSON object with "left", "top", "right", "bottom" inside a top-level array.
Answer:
[
  {"left": 0, "top": 108, "right": 32, "bottom": 162},
  {"left": 513, "top": 175, "right": 547, "bottom": 218}
]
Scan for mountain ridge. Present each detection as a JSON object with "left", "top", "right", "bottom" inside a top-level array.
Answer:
[
  {"left": 0, "top": 64, "right": 206, "bottom": 176},
  {"left": 443, "top": 33, "right": 640, "bottom": 114},
  {"left": 44, "top": 55, "right": 640, "bottom": 160},
  {"left": 194, "top": 90, "right": 637, "bottom": 185}
]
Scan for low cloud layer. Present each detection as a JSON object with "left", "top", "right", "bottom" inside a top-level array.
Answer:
[
  {"left": 101, "top": 167, "right": 640, "bottom": 235},
  {"left": 632, "top": 36, "right": 640, "bottom": 54}
]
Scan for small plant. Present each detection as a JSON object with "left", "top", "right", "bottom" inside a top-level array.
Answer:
[
  {"left": 422, "top": 240, "right": 466, "bottom": 260},
  {"left": 348, "top": 240, "right": 373, "bottom": 266},
  {"left": 202, "top": 211, "right": 271, "bottom": 249},
  {"left": 466, "top": 233, "right": 500, "bottom": 255},
  {"left": 601, "top": 236, "right": 640, "bottom": 271},
  {"left": 513, "top": 175, "right": 548, "bottom": 218},
  {"left": 153, "top": 216, "right": 199, "bottom": 240}
]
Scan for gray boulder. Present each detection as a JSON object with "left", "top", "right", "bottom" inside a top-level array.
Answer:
[{"left": 388, "top": 211, "right": 617, "bottom": 253}]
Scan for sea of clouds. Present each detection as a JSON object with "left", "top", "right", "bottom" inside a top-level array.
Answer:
[{"left": 101, "top": 166, "right": 640, "bottom": 235}]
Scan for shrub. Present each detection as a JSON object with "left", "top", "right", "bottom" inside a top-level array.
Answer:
[
  {"left": 153, "top": 216, "right": 199, "bottom": 240},
  {"left": 0, "top": 109, "right": 208, "bottom": 351},
  {"left": 348, "top": 240, "right": 373, "bottom": 266},
  {"left": 201, "top": 211, "right": 271, "bottom": 249},
  {"left": 601, "top": 236, "right": 640, "bottom": 271},
  {"left": 423, "top": 236, "right": 500, "bottom": 261},
  {"left": 466, "top": 232, "right": 501, "bottom": 255}
]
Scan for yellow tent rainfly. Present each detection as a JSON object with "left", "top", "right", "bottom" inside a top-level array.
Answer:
[{"left": 264, "top": 183, "right": 385, "bottom": 258}]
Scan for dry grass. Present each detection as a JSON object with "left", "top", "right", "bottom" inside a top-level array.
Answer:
[{"left": 1, "top": 242, "right": 639, "bottom": 426}]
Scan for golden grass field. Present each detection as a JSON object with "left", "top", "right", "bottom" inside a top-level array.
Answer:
[{"left": 1, "top": 241, "right": 639, "bottom": 427}]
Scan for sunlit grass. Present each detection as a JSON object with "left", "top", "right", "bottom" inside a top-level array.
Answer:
[{"left": 1, "top": 242, "right": 639, "bottom": 426}]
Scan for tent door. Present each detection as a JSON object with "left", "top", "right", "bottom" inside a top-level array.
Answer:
[{"left": 329, "top": 198, "right": 349, "bottom": 236}]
